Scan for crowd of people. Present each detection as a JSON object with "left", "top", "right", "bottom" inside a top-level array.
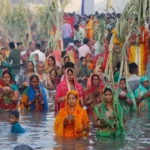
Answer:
[{"left": 0, "top": 11, "right": 149, "bottom": 142}]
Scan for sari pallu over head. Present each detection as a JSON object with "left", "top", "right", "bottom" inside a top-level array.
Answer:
[
  {"left": 55, "top": 68, "right": 84, "bottom": 111},
  {"left": 94, "top": 86, "right": 125, "bottom": 137},
  {"left": 54, "top": 90, "right": 89, "bottom": 138},
  {"left": 0, "top": 72, "right": 17, "bottom": 111},
  {"left": 134, "top": 76, "right": 150, "bottom": 110},
  {"left": 22, "top": 81, "right": 48, "bottom": 112},
  {"left": 117, "top": 77, "right": 137, "bottom": 112}
]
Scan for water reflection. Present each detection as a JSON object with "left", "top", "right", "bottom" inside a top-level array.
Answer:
[{"left": 0, "top": 91, "right": 150, "bottom": 150}]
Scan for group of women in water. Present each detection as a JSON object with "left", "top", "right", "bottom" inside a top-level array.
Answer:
[{"left": 0, "top": 54, "right": 150, "bottom": 139}]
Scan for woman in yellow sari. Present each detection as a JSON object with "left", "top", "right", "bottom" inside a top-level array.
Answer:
[
  {"left": 86, "top": 16, "right": 93, "bottom": 39},
  {"left": 54, "top": 90, "right": 89, "bottom": 138}
]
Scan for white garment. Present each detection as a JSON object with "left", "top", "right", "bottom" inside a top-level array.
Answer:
[
  {"left": 78, "top": 44, "right": 91, "bottom": 58},
  {"left": 30, "top": 49, "right": 45, "bottom": 62},
  {"left": 74, "top": 27, "right": 85, "bottom": 43}
]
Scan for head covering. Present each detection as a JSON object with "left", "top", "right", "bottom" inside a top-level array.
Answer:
[
  {"left": 25, "top": 75, "right": 48, "bottom": 112},
  {"left": 94, "top": 86, "right": 125, "bottom": 137},
  {"left": 55, "top": 68, "right": 84, "bottom": 111},
  {"left": 2, "top": 62, "right": 15, "bottom": 78},
  {"left": 54, "top": 90, "right": 89, "bottom": 137},
  {"left": 117, "top": 77, "right": 137, "bottom": 111}
]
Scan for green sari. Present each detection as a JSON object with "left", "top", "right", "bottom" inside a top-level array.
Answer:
[
  {"left": 134, "top": 76, "right": 150, "bottom": 111},
  {"left": 94, "top": 87, "right": 125, "bottom": 137},
  {"left": 116, "top": 77, "right": 137, "bottom": 112}
]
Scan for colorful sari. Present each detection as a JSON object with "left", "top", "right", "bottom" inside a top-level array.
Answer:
[
  {"left": 116, "top": 77, "right": 137, "bottom": 112},
  {"left": 94, "top": 87, "right": 125, "bottom": 137},
  {"left": 20, "top": 83, "right": 48, "bottom": 112},
  {"left": 54, "top": 90, "right": 89, "bottom": 138},
  {"left": 0, "top": 79, "right": 18, "bottom": 111},
  {"left": 134, "top": 76, "right": 150, "bottom": 111},
  {"left": 85, "top": 74, "right": 105, "bottom": 115},
  {"left": 55, "top": 68, "right": 84, "bottom": 111}
]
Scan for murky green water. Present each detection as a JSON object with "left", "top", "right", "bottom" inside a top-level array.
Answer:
[{"left": 0, "top": 91, "right": 150, "bottom": 150}]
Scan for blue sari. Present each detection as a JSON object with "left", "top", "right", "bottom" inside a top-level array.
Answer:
[{"left": 23, "top": 83, "right": 48, "bottom": 112}]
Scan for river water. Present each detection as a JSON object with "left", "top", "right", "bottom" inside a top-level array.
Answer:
[{"left": 0, "top": 91, "right": 150, "bottom": 150}]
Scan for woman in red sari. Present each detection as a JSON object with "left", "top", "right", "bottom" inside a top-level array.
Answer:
[
  {"left": 84, "top": 74, "right": 105, "bottom": 115},
  {"left": 55, "top": 68, "right": 84, "bottom": 111},
  {"left": 0, "top": 71, "right": 19, "bottom": 111}
]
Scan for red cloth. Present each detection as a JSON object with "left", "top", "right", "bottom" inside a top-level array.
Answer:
[
  {"left": 55, "top": 69, "right": 84, "bottom": 111},
  {"left": 0, "top": 79, "right": 17, "bottom": 111}
]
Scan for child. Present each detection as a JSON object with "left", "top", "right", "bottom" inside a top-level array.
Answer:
[{"left": 9, "top": 110, "right": 25, "bottom": 134}]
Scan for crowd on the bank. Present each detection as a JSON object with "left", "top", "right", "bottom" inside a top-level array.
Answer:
[{"left": 0, "top": 12, "right": 149, "bottom": 140}]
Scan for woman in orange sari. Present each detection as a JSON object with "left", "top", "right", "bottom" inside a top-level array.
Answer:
[{"left": 54, "top": 90, "right": 89, "bottom": 138}]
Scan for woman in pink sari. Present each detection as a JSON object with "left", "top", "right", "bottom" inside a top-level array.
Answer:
[{"left": 55, "top": 68, "right": 84, "bottom": 111}]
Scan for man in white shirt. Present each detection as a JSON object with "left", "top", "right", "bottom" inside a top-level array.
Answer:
[
  {"left": 78, "top": 38, "right": 92, "bottom": 58},
  {"left": 74, "top": 24, "right": 85, "bottom": 43},
  {"left": 127, "top": 63, "right": 140, "bottom": 93},
  {"left": 30, "top": 43, "right": 45, "bottom": 62}
]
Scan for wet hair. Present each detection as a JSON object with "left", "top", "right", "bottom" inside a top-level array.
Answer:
[
  {"left": 9, "top": 42, "right": 15, "bottom": 49},
  {"left": 64, "top": 56, "right": 70, "bottom": 62},
  {"left": 128, "top": 63, "right": 138, "bottom": 74},
  {"left": 48, "top": 56, "right": 56, "bottom": 65},
  {"left": 67, "top": 68, "right": 74, "bottom": 74},
  {"left": 64, "top": 62, "right": 74, "bottom": 69},
  {"left": 35, "top": 43, "right": 41, "bottom": 49},
  {"left": 2, "top": 70, "right": 13, "bottom": 83},
  {"left": 9, "top": 110, "right": 19, "bottom": 119},
  {"left": 83, "top": 38, "right": 90, "bottom": 44},
  {"left": 13, "top": 144, "right": 33, "bottom": 150},
  {"left": 103, "top": 87, "right": 113, "bottom": 94},
  {"left": 36, "top": 61, "right": 44, "bottom": 68},
  {"left": 30, "top": 74, "right": 39, "bottom": 82}
]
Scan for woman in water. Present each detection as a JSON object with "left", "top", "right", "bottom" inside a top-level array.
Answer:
[
  {"left": 18, "top": 61, "right": 35, "bottom": 93},
  {"left": 76, "top": 57, "right": 91, "bottom": 88},
  {"left": 117, "top": 77, "right": 137, "bottom": 112},
  {"left": 0, "top": 71, "right": 19, "bottom": 111},
  {"left": 20, "top": 74, "right": 48, "bottom": 112},
  {"left": 54, "top": 90, "right": 89, "bottom": 138},
  {"left": 134, "top": 76, "right": 150, "bottom": 111},
  {"left": 55, "top": 68, "right": 84, "bottom": 111},
  {"left": 84, "top": 74, "right": 104, "bottom": 115},
  {"left": 93, "top": 87, "right": 125, "bottom": 137}
]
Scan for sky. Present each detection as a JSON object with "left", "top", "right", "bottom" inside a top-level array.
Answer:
[{"left": 66, "top": 0, "right": 127, "bottom": 14}]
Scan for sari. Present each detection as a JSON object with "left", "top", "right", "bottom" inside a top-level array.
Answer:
[
  {"left": 134, "top": 76, "right": 150, "bottom": 111},
  {"left": 94, "top": 87, "right": 125, "bottom": 137},
  {"left": 116, "top": 77, "right": 137, "bottom": 112},
  {"left": 85, "top": 74, "right": 105, "bottom": 115},
  {"left": 54, "top": 90, "right": 89, "bottom": 138},
  {"left": 20, "top": 83, "right": 48, "bottom": 112},
  {"left": 55, "top": 68, "right": 84, "bottom": 111},
  {"left": 0, "top": 79, "right": 18, "bottom": 111}
]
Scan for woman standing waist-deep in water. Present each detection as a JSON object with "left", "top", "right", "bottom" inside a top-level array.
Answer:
[
  {"left": 93, "top": 87, "right": 125, "bottom": 137},
  {"left": 54, "top": 90, "right": 89, "bottom": 138}
]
